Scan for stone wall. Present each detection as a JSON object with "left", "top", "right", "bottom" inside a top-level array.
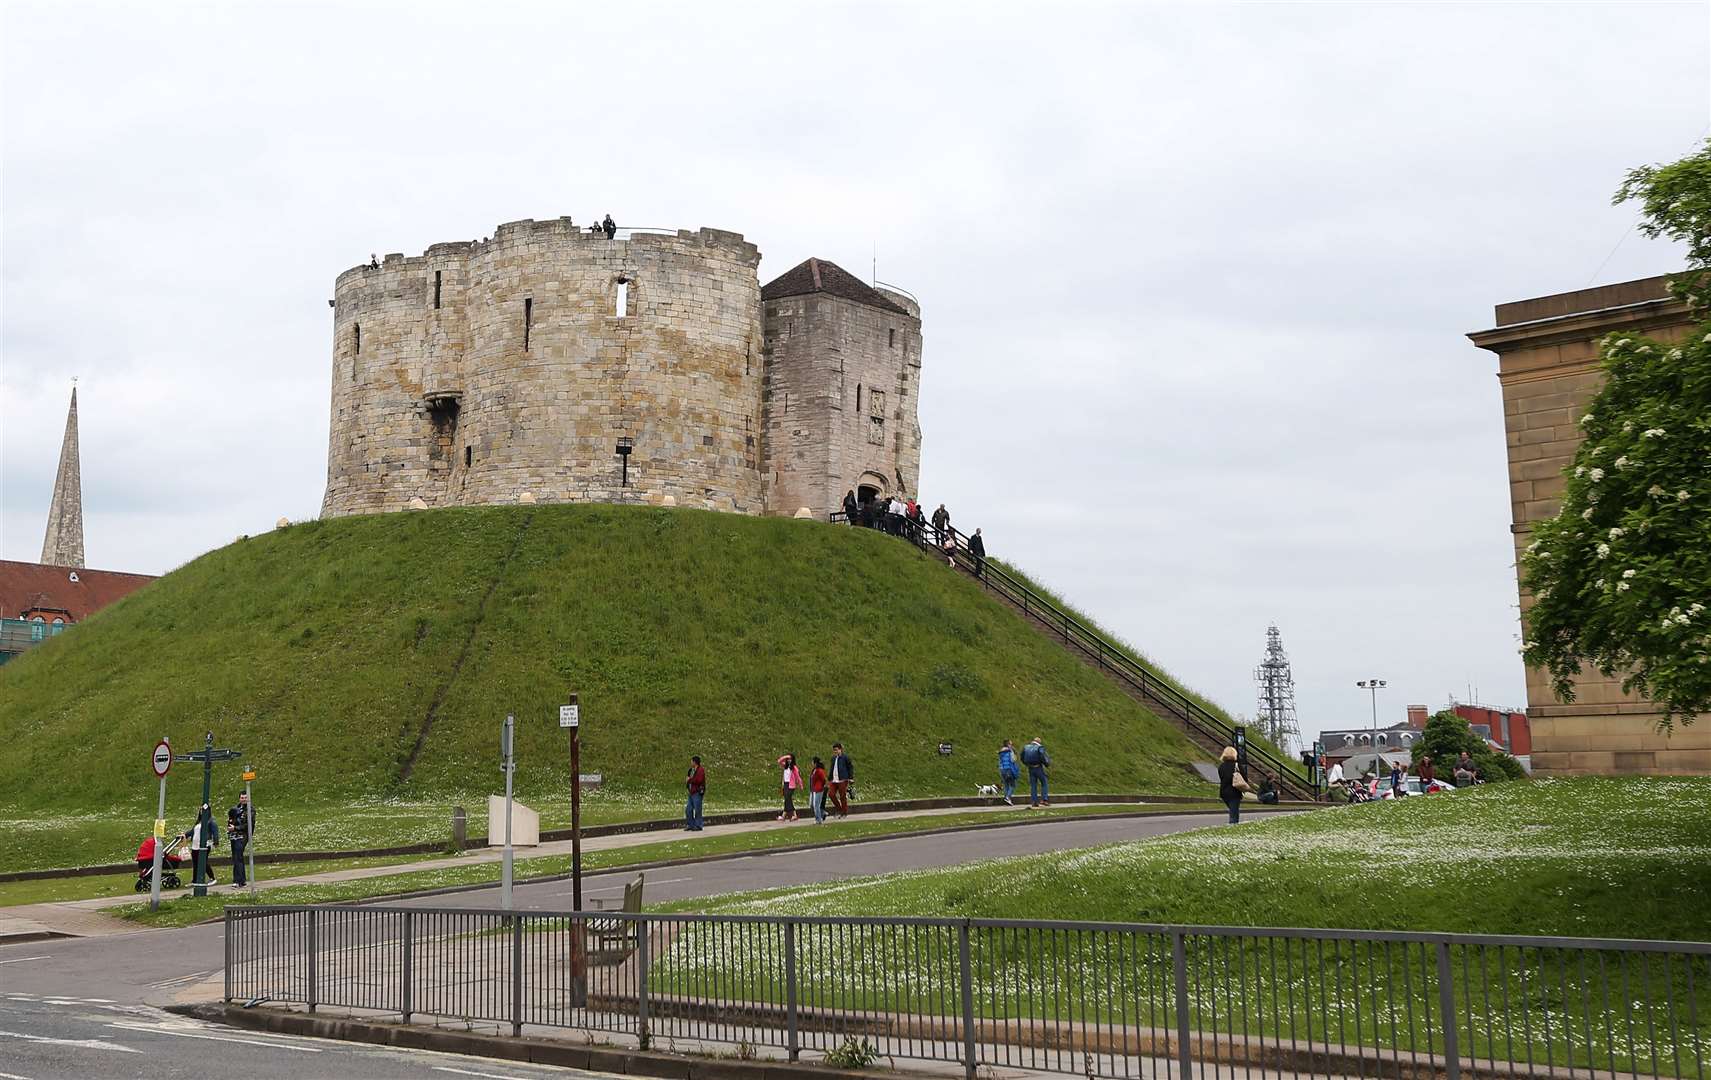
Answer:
[
  {"left": 322, "top": 220, "right": 765, "bottom": 517},
  {"left": 1470, "top": 276, "right": 1709, "bottom": 774},
  {"left": 762, "top": 289, "right": 923, "bottom": 517}
]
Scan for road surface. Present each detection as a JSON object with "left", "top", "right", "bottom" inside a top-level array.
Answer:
[{"left": 0, "top": 811, "right": 1230, "bottom": 1077}]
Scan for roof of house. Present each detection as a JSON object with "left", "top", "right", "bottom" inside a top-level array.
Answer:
[
  {"left": 760, "top": 258, "right": 911, "bottom": 316},
  {"left": 0, "top": 560, "right": 157, "bottom": 622}
]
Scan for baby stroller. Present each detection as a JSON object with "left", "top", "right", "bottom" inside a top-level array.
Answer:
[{"left": 134, "top": 834, "right": 186, "bottom": 892}]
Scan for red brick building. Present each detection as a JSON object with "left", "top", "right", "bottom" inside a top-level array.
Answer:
[{"left": 0, "top": 561, "right": 156, "bottom": 661}]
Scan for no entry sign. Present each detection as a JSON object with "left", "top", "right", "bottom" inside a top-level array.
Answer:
[{"left": 151, "top": 740, "right": 172, "bottom": 778}]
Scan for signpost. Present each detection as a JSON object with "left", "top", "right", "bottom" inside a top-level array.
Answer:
[
  {"left": 561, "top": 694, "right": 582, "bottom": 913},
  {"left": 500, "top": 714, "right": 516, "bottom": 911},
  {"left": 149, "top": 738, "right": 171, "bottom": 911},
  {"left": 241, "top": 767, "right": 258, "bottom": 893},
  {"left": 174, "top": 732, "right": 242, "bottom": 898}
]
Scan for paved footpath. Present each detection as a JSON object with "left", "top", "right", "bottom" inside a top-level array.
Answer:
[
  {"left": 0, "top": 812, "right": 1231, "bottom": 1078},
  {"left": 0, "top": 799, "right": 1199, "bottom": 943}
]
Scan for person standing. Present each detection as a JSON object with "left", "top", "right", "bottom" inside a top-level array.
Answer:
[
  {"left": 1020, "top": 736, "right": 1051, "bottom": 807},
  {"left": 188, "top": 803, "right": 220, "bottom": 886},
  {"left": 1453, "top": 751, "right": 1477, "bottom": 788},
  {"left": 1390, "top": 760, "right": 1407, "bottom": 797},
  {"left": 1417, "top": 754, "right": 1436, "bottom": 790},
  {"left": 968, "top": 528, "right": 986, "bottom": 578},
  {"left": 226, "top": 791, "right": 255, "bottom": 887},
  {"left": 887, "top": 494, "right": 906, "bottom": 536},
  {"left": 828, "top": 742, "right": 854, "bottom": 817},
  {"left": 996, "top": 739, "right": 1020, "bottom": 806},
  {"left": 931, "top": 503, "right": 950, "bottom": 538},
  {"left": 1217, "top": 746, "right": 1247, "bottom": 824},
  {"left": 842, "top": 489, "right": 859, "bottom": 523},
  {"left": 602, "top": 214, "right": 617, "bottom": 239},
  {"left": 684, "top": 755, "right": 706, "bottom": 831},
  {"left": 809, "top": 757, "right": 829, "bottom": 823},
  {"left": 778, "top": 754, "right": 802, "bottom": 821}
]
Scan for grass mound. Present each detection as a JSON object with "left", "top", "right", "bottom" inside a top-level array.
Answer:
[
  {"left": 681, "top": 777, "right": 1711, "bottom": 940},
  {"left": 0, "top": 505, "right": 1222, "bottom": 871}
]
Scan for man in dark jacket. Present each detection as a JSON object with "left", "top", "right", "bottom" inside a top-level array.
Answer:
[
  {"left": 602, "top": 214, "right": 617, "bottom": 239},
  {"left": 828, "top": 743, "right": 854, "bottom": 818},
  {"left": 967, "top": 528, "right": 986, "bottom": 578},
  {"left": 931, "top": 503, "right": 950, "bottom": 538},
  {"left": 226, "top": 792, "right": 255, "bottom": 887},
  {"left": 684, "top": 756, "right": 706, "bottom": 831}
]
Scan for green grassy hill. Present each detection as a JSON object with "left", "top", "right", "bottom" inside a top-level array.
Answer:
[
  {"left": 681, "top": 777, "right": 1711, "bottom": 940},
  {"left": 0, "top": 505, "right": 1223, "bottom": 869}
]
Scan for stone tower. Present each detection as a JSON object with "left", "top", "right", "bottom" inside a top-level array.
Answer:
[
  {"left": 760, "top": 259, "right": 923, "bottom": 517},
  {"left": 319, "top": 220, "right": 923, "bottom": 520},
  {"left": 40, "top": 386, "right": 84, "bottom": 568},
  {"left": 322, "top": 220, "right": 766, "bottom": 517}
]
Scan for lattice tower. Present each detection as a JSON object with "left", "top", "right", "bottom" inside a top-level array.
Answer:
[{"left": 1253, "top": 624, "right": 1300, "bottom": 753}]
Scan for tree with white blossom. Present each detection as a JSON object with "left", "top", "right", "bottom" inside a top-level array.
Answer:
[{"left": 1520, "top": 142, "right": 1711, "bottom": 730}]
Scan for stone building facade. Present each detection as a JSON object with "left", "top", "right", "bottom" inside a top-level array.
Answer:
[
  {"left": 1469, "top": 275, "right": 1709, "bottom": 775},
  {"left": 322, "top": 219, "right": 921, "bottom": 520}
]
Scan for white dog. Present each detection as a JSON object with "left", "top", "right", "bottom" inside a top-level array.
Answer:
[{"left": 975, "top": 784, "right": 1000, "bottom": 797}]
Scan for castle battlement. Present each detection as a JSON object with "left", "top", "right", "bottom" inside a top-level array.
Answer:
[{"left": 320, "top": 219, "right": 920, "bottom": 521}]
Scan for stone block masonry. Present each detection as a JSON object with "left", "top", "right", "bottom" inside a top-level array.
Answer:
[{"left": 322, "top": 219, "right": 922, "bottom": 520}]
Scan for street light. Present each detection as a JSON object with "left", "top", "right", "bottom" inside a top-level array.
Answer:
[
  {"left": 615, "top": 436, "right": 633, "bottom": 489},
  {"left": 1356, "top": 678, "right": 1387, "bottom": 779}
]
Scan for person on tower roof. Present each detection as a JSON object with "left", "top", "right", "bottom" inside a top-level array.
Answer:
[{"left": 603, "top": 214, "right": 617, "bottom": 240}]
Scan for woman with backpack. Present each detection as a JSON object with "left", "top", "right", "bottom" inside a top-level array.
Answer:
[{"left": 996, "top": 739, "right": 1020, "bottom": 806}]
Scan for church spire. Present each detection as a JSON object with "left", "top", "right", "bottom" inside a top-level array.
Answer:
[{"left": 40, "top": 386, "right": 85, "bottom": 568}]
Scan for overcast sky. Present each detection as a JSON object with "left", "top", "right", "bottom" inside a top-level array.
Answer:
[{"left": 4, "top": 2, "right": 1707, "bottom": 745}]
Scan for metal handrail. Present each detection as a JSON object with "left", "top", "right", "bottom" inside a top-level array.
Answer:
[{"left": 834, "top": 509, "right": 1312, "bottom": 797}]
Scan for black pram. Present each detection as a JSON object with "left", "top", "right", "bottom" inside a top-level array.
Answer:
[{"left": 134, "top": 835, "right": 186, "bottom": 892}]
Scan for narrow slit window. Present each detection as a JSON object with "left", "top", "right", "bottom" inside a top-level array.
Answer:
[
  {"left": 615, "top": 277, "right": 630, "bottom": 318},
  {"left": 856, "top": 384, "right": 862, "bottom": 412},
  {"left": 464, "top": 446, "right": 472, "bottom": 468},
  {"left": 434, "top": 271, "right": 442, "bottom": 309},
  {"left": 354, "top": 322, "right": 361, "bottom": 353},
  {"left": 888, "top": 328, "right": 896, "bottom": 348},
  {"left": 523, "top": 298, "right": 532, "bottom": 350}
]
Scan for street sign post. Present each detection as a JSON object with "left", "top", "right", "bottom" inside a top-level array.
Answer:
[
  {"left": 242, "top": 768, "right": 258, "bottom": 894},
  {"left": 559, "top": 703, "right": 579, "bottom": 729},
  {"left": 500, "top": 714, "right": 516, "bottom": 910},
  {"left": 563, "top": 694, "right": 583, "bottom": 913},
  {"left": 174, "top": 732, "right": 242, "bottom": 898},
  {"left": 148, "top": 737, "right": 171, "bottom": 911}
]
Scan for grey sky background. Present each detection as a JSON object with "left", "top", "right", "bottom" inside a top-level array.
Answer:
[{"left": 3, "top": 2, "right": 1707, "bottom": 745}]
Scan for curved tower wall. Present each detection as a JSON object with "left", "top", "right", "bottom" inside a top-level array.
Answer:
[{"left": 322, "top": 221, "right": 764, "bottom": 517}]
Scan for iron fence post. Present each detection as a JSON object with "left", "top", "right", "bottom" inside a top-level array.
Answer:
[
  {"left": 785, "top": 920, "right": 800, "bottom": 1061},
  {"left": 959, "top": 921, "right": 977, "bottom": 1080},
  {"left": 637, "top": 916, "right": 651, "bottom": 1050},
  {"left": 511, "top": 914, "right": 524, "bottom": 1038},
  {"left": 306, "top": 908, "right": 318, "bottom": 1014},
  {"left": 223, "top": 910, "right": 234, "bottom": 1003},
  {"left": 1437, "top": 941, "right": 1460, "bottom": 1080},
  {"left": 1173, "top": 931, "right": 1193, "bottom": 1080},
  {"left": 401, "top": 910, "right": 414, "bottom": 1024}
]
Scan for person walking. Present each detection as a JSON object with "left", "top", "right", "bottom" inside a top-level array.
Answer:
[
  {"left": 1218, "top": 746, "right": 1248, "bottom": 824},
  {"left": 684, "top": 755, "right": 706, "bottom": 831},
  {"left": 828, "top": 742, "right": 854, "bottom": 817},
  {"left": 226, "top": 791, "right": 255, "bottom": 887},
  {"left": 931, "top": 503, "right": 950, "bottom": 538},
  {"left": 996, "top": 738, "right": 1020, "bottom": 805},
  {"left": 887, "top": 494, "right": 906, "bottom": 536},
  {"left": 1389, "top": 760, "right": 1406, "bottom": 797},
  {"left": 778, "top": 754, "right": 802, "bottom": 821},
  {"left": 809, "top": 757, "right": 829, "bottom": 823},
  {"left": 842, "top": 489, "right": 859, "bottom": 523},
  {"left": 968, "top": 528, "right": 986, "bottom": 578},
  {"left": 1020, "top": 736, "right": 1051, "bottom": 807}
]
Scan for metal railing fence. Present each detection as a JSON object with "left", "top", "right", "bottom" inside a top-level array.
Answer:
[
  {"left": 829, "top": 510, "right": 1313, "bottom": 799},
  {"left": 227, "top": 906, "right": 1709, "bottom": 1080}
]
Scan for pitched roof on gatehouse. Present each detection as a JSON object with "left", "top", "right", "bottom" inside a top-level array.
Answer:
[{"left": 761, "top": 258, "right": 911, "bottom": 316}]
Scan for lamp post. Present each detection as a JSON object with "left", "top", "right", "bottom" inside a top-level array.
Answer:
[
  {"left": 1356, "top": 678, "right": 1387, "bottom": 779},
  {"left": 615, "top": 436, "right": 633, "bottom": 490}
]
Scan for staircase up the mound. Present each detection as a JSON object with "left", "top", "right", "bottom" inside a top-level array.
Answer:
[{"left": 838, "top": 511, "right": 1319, "bottom": 802}]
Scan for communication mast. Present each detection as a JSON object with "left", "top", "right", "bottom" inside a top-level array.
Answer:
[{"left": 1253, "top": 624, "right": 1300, "bottom": 754}]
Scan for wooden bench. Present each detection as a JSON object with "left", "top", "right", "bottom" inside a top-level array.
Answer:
[{"left": 587, "top": 872, "right": 644, "bottom": 963}]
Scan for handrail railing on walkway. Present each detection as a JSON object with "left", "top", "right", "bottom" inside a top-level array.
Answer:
[
  {"left": 227, "top": 904, "right": 1710, "bottom": 1080},
  {"left": 832, "top": 509, "right": 1313, "bottom": 799}
]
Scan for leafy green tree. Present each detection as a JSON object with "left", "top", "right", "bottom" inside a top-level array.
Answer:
[
  {"left": 1520, "top": 141, "right": 1711, "bottom": 730},
  {"left": 1411, "top": 711, "right": 1524, "bottom": 782}
]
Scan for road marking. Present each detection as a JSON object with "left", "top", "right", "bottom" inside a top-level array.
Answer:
[
  {"left": 148, "top": 969, "right": 215, "bottom": 989},
  {"left": 105, "top": 1020, "right": 324, "bottom": 1052},
  {"left": 0, "top": 1069, "right": 36, "bottom": 1079},
  {"left": 433, "top": 1067, "right": 539, "bottom": 1080},
  {"left": 554, "top": 875, "right": 688, "bottom": 897},
  {"left": 0, "top": 1030, "right": 141, "bottom": 1054},
  {"left": 0, "top": 956, "right": 46, "bottom": 966}
]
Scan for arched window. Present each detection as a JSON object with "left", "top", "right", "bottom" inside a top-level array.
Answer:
[
  {"left": 50, "top": 618, "right": 65, "bottom": 636},
  {"left": 29, "top": 616, "right": 44, "bottom": 642}
]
